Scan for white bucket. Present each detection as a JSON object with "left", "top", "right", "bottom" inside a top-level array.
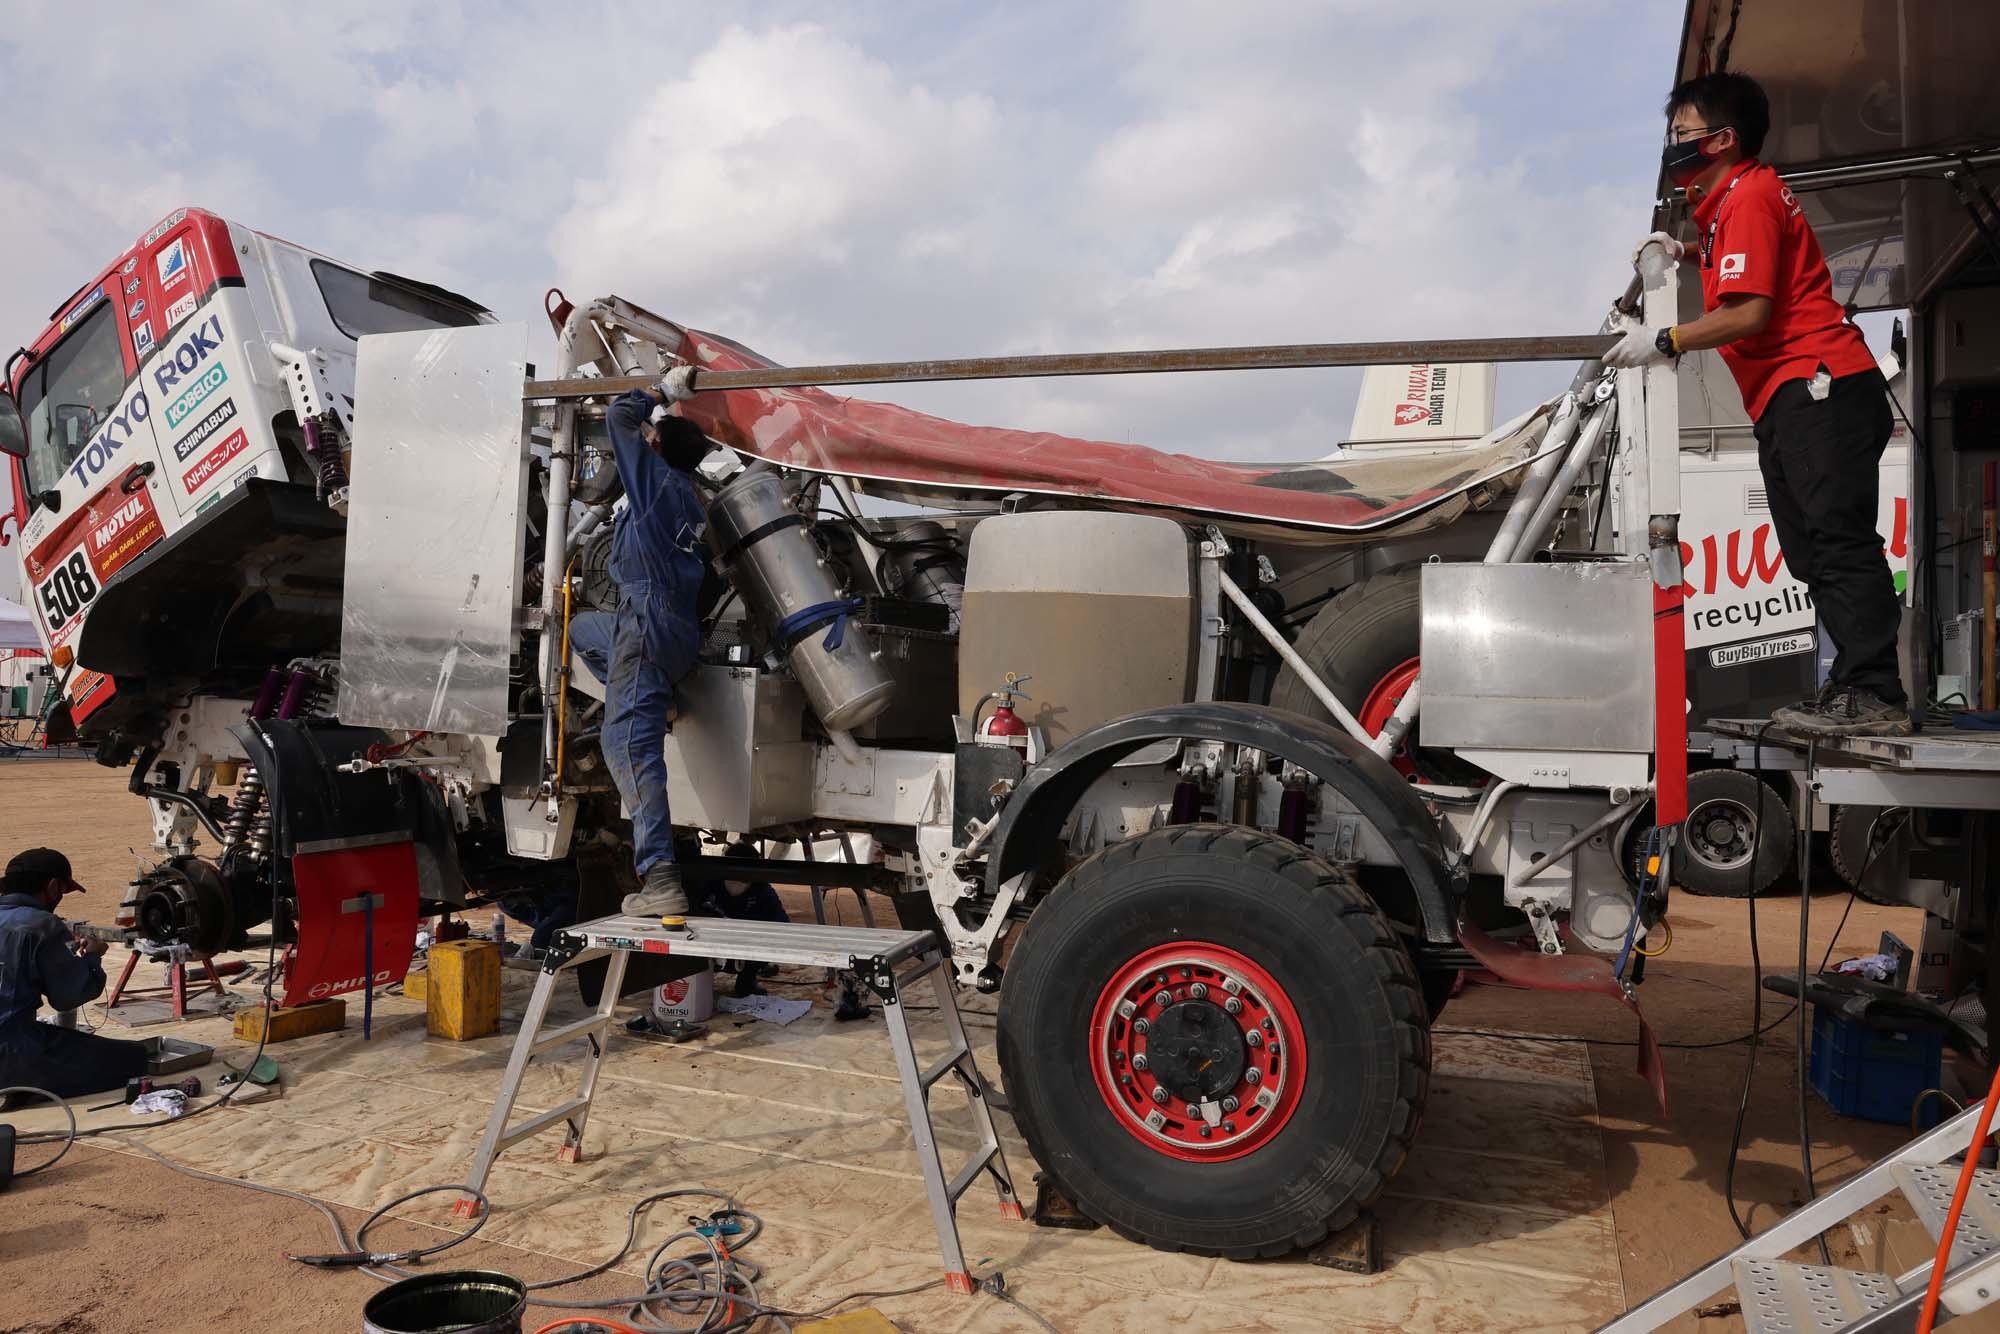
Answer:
[{"left": 651, "top": 970, "right": 714, "bottom": 1025}]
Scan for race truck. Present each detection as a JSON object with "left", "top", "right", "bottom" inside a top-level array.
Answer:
[{"left": 1, "top": 205, "right": 1690, "bottom": 1258}]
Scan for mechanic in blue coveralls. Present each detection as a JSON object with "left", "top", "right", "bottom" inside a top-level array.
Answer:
[{"left": 567, "top": 367, "right": 709, "bottom": 918}]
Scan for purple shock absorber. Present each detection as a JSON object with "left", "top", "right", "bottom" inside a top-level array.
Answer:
[
  {"left": 277, "top": 668, "right": 315, "bottom": 720},
  {"left": 248, "top": 667, "right": 285, "bottom": 721}
]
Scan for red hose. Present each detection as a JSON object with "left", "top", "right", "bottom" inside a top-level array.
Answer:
[
  {"left": 1917, "top": 1061, "right": 2000, "bottom": 1333},
  {"left": 530, "top": 1319, "right": 647, "bottom": 1334}
]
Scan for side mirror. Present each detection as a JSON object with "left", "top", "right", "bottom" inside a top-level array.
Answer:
[{"left": 0, "top": 393, "right": 23, "bottom": 458}]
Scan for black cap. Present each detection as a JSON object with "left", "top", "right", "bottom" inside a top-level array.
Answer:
[{"left": 5, "top": 847, "right": 81, "bottom": 895}]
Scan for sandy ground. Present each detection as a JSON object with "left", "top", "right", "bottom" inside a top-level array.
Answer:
[{"left": 0, "top": 758, "right": 1963, "bottom": 1332}]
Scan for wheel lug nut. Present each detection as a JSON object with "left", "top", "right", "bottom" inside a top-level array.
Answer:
[
  {"left": 1185, "top": 1103, "right": 1201, "bottom": 1118},
  {"left": 1224, "top": 997, "right": 1243, "bottom": 1015},
  {"left": 1246, "top": 1029, "right": 1263, "bottom": 1047},
  {"left": 1198, "top": 1125, "right": 1212, "bottom": 1138},
  {"left": 1132, "top": 1053, "right": 1148, "bottom": 1071},
  {"left": 1152, "top": 1087, "right": 1168, "bottom": 1105},
  {"left": 1222, "top": 1096, "right": 1239, "bottom": 1113},
  {"left": 1223, "top": 1121, "right": 1236, "bottom": 1134},
  {"left": 1120, "top": 1073, "right": 1133, "bottom": 1086},
  {"left": 1133, "top": 1018, "right": 1149, "bottom": 1035},
  {"left": 1190, "top": 983, "right": 1208, "bottom": 1000},
  {"left": 1246, "top": 1068, "right": 1262, "bottom": 1085},
  {"left": 1262, "top": 1017, "right": 1274, "bottom": 1032},
  {"left": 1155, "top": 989, "right": 1172, "bottom": 1007},
  {"left": 1114, "top": 1050, "right": 1126, "bottom": 1065}
]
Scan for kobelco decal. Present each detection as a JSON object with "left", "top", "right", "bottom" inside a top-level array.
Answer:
[
  {"left": 155, "top": 314, "right": 229, "bottom": 428},
  {"left": 65, "top": 382, "right": 150, "bottom": 487}
]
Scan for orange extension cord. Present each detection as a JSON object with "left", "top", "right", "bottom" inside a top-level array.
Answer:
[
  {"left": 531, "top": 1320, "right": 648, "bottom": 1334},
  {"left": 1917, "top": 1061, "right": 2000, "bottom": 1333}
]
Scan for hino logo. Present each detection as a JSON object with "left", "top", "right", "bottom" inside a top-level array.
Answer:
[
  {"left": 90, "top": 496, "right": 148, "bottom": 552},
  {"left": 307, "top": 969, "right": 395, "bottom": 999}
]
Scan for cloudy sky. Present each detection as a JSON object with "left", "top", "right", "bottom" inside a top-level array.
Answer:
[{"left": 0, "top": 0, "right": 1686, "bottom": 601}]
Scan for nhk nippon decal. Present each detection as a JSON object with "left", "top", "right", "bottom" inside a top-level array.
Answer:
[
  {"left": 142, "top": 209, "right": 187, "bottom": 247},
  {"left": 133, "top": 321, "right": 154, "bottom": 356},
  {"left": 64, "top": 382, "right": 150, "bottom": 487},
  {"left": 156, "top": 314, "right": 229, "bottom": 428},
  {"left": 182, "top": 426, "right": 250, "bottom": 495},
  {"left": 164, "top": 293, "right": 197, "bottom": 328},
  {"left": 157, "top": 237, "right": 189, "bottom": 289},
  {"left": 86, "top": 489, "right": 162, "bottom": 580},
  {"left": 1709, "top": 630, "right": 1816, "bottom": 669},
  {"left": 172, "top": 396, "right": 239, "bottom": 462},
  {"left": 59, "top": 286, "right": 104, "bottom": 332},
  {"left": 1394, "top": 364, "right": 1450, "bottom": 428}
]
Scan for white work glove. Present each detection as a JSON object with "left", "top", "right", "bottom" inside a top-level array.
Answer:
[
  {"left": 1603, "top": 324, "right": 1672, "bottom": 370},
  {"left": 1631, "top": 231, "right": 1685, "bottom": 266},
  {"left": 657, "top": 365, "right": 698, "bottom": 402}
]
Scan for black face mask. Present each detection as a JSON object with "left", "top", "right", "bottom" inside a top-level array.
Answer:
[{"left": 1662, "top": 128, "right": 1727, "bottom": 188}]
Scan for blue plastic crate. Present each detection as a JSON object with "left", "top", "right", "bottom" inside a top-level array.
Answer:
[{"left": 1809, "top": 1005, "right": 1944, "bottom": 1128}]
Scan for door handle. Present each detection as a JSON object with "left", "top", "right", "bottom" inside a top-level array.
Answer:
[{"left": 120, "top": 461, "right": 156, "bottom": 494}]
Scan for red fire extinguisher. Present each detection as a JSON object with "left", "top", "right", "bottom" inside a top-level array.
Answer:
[{"left": 976, "top": 674, "right": 1035, "bottom": 759}]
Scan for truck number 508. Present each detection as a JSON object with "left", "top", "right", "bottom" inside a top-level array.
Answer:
[{"left": 37, "top": 552, "right": 100, "bottom": 632}]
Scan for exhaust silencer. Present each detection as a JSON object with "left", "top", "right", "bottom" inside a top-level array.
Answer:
[{"left": 707, "top": 468, "right": 896, "bottom": 733}]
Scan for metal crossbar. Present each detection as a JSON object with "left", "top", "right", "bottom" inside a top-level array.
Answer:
[{"left": 456, "top": 914, "right": 1022, "bottom": 1293}]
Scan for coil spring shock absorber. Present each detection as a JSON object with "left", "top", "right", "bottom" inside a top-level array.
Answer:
[
  {"left": 221, "top": 768, "right": 267, "bottom": 851},
  {"left": 301, "top": 414, "right": 348, "bottom": 501}
]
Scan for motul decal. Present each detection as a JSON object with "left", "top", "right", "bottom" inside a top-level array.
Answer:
[
  {"left": 182, "top": 426, "right": 249, "bottom": 494},
  {"left": 87, "top": 489, "right": 162, "bottom": 579}
]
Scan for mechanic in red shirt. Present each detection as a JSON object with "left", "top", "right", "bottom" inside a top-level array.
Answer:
[{"left": 1607, "top": 71, "right": 1907, "bottom": 736}]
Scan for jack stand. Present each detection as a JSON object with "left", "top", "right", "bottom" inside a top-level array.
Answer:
[{"left": 104, "top": 947, "right": 230, "bottom": 1021}]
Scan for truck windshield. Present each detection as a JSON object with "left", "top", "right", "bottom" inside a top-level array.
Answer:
[
  {"left": 17, "top": 302, "right": 124, "bottom": 498},
  {"left": 312, "top": 261, "right": 482, "bottom": 339}
]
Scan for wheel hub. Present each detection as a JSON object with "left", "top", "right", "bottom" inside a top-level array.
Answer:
[
  {"left": 1687, "top": 796, "right": 1754, "bottom": 870},
  {"left": 1145, "top": 1000, "right": 1248, "bottom": 1102},
  {"left": 1089, "top": 942, "right": 1306, "bottom": 1162}
]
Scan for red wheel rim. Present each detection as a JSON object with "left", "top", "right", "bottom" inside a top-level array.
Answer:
[
  {"left": 1358, "top": 656, "right": 1421, "bottom": 776},
  {"left": 1088, "top": 941, "right": 1308, "bottom": 1162}
]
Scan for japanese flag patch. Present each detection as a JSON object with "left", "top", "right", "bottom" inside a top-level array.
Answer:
[{"left": 1719, "top": 252, "right": 1747, "bottom": 282}]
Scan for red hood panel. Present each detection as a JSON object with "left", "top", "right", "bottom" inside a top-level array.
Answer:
[{"left": 671, "top": 327, "right": 1560, "bottom": 538}]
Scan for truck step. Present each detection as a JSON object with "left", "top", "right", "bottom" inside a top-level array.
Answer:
[{"left": 1893, "top": 1163, "right": 2000, "bottom": 1271}]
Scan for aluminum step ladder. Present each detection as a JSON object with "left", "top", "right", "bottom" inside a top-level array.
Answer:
[
  {"left": 1599, "top": 1099, "right": 2000, "bottom": 1331},
  {"left": 456, "top": 914, "right": 1023, "bottom": 1293}
]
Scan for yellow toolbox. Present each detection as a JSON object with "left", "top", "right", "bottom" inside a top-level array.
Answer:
[
  {"left": 426, "top": 938, "right": 501, "bottom": 1041},
  {"left": 403, "top": 962, "right": 429, "bottom": 1004},
  {"left": 234, "top": 998, "right": 346, "bottom": 1044}
]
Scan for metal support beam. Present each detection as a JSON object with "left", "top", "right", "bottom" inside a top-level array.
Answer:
[{"left": 523, "top": 333, "right": 1617, "bottom": 400}]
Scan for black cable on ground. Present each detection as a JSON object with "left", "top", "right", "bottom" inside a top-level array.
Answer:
[{"left": 0, "top": 1085, "right": 74, "bottom": 1176}]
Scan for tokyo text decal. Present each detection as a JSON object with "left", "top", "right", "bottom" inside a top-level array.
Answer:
[
  {"left": 172, "top": 397, "right": 239, "bottom": 462},
  {"left": 64, "top": 383, "right": 150, "bottom": 488},
  {"left": 182, "top": 426, "right": 250, "bottom": 495},
  {"left": 156, "top": 314, "right": 229, "bottom": 428},
  {"left": 157, "top": 237, "right": 189, "bottom": 288}
]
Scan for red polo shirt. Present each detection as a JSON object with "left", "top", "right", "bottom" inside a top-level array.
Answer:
[{"left": 1692, "top": 160, "right": 1876, "bottom": 420}]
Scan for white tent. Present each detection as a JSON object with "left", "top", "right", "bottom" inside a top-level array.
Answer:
[{"left": 0, "top": 598, "right": 39, "bottom": 651}]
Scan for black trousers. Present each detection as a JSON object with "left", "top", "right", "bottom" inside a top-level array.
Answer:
[
  {"left": 0, "top": 1019, "right": 151, "bottom": 1099},
  {"left": 1753, "top": 369, "right": 1905, "bottom": 705}
]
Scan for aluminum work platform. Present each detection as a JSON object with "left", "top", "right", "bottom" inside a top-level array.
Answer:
[
  {"left": 1709, "top": 718, "right": 2000, "bottom": 811},
  {"left": 457, "top": 914, "right": 1023, "bottom": 1294}
]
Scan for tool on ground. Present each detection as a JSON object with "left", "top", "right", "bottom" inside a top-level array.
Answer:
[
  {"left": 90, "top": 1074, "right": 201, "bottom": 1111},
  {"left": 459, "top": 915, "right": 1022, "bottom": 1296}
]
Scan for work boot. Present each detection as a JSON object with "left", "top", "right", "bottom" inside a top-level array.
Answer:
[
  {"left": 1777, "top": 687, "right": 1913, "bottom": 738},
  {"left": 621, "top": 864, "right": 689, "bottom": 917}
]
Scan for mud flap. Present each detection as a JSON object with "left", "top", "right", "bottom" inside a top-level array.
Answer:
[
  {"left": 1457, "top": 922, "right": 1667, "bottom": 1115},
  {"left": 283, "top": 841, "right": 421, "bottom": 1008}
]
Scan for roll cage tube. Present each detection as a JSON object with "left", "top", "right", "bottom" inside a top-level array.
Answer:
[{"left": 984, "top": 702, "right": 1460, "bottom": 945}]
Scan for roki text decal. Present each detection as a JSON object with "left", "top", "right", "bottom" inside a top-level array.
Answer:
[{"left": 156, "top": 314, "right": 229, "bottom": 428}]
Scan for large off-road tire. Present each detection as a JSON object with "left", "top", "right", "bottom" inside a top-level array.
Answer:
[
  {"left": 1268, "top": 568, "right": 1482, "bottom": 784},
  {"left": 997, "top": 823, "right": 1429, "bottom": 1258},
  {"left": 1678, "top": 768, "right": 1794, "bottom": 897},
  {"left": 1830, "top": 804, "right": 1904, "bottom": 905}
]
